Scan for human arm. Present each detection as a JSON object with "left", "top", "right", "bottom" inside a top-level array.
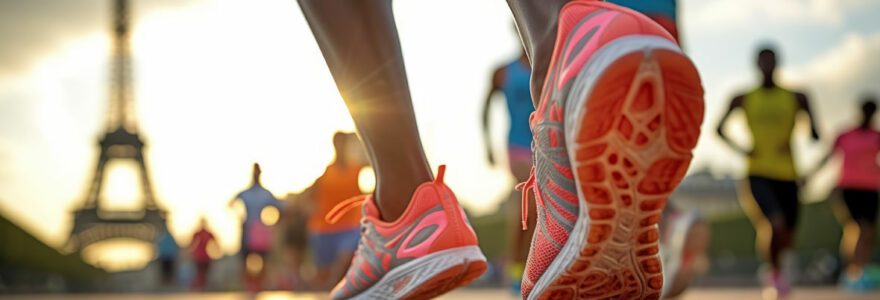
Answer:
[
  {"left": 795, "top": 92, "right": 820, "bottom": 141},
  {"left": 805, "top": 132, "right": 843, "bottom": 182},
  {"left": 805, "top": 149, "right": 834, "bottom": 183},
  {"left": 228, "top": 193, "right": 240, "bottom": 208},
  {"left": 188, "top": 232, "right": 200, "bottom": 252},
  {"left": 715, "top": 95, "right": 750, "bottom": 155},
  {"left": 482, "top": 67, "right": 505, "bottom": 166}
]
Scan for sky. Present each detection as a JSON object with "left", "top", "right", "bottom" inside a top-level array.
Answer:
[{"left": 0, "top": 0, "right": 879, "bottom": 268}]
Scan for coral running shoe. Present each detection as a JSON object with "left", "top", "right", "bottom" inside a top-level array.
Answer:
[
  {"left": 325, "top": 165, "right": 487, "bottom": 299},
  {"left": 518, "top": 1, "right": 704, "bottom": 299}
]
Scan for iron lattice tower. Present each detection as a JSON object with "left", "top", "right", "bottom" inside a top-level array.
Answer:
[{"left": 67, "top": 0, "right": 169, "bottom": 252}]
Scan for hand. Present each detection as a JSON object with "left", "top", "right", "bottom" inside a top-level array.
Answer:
[{"left": 796, "top": 176, "right": 808, "bottom": 187}]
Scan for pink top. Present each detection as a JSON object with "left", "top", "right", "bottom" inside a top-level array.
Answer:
[
  {"left": 191, "top": 229, "right": 215, "bottom": 264},
  {"left": 835, "top": 128, "right": 880, "bottom": 190}
]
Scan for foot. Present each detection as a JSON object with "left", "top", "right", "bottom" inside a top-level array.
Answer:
[
  {"left": 326, "top": 165, "right": 487, "bottom": 299},
  {"left": 764, "top": 269, "right": 791, "bottom": 299},
  {"left": 840, "top": 266, "right": 880, "bottom": 293},
  {"left": 518, "top": 1, "right": 704, "bottom": 299}
]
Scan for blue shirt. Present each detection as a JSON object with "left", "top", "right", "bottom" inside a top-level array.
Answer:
[
  {"left": 607, "top": 0, "right": 676, "bottom": 20},
  {"left": 501, "top": 59, "right": 534, "bottom": 149},
  {"left": 156, "top": 231, "right": 178, "bottom": 260},
  {"left": 236, "top": 184, "right": 281, "bottom": 224}
]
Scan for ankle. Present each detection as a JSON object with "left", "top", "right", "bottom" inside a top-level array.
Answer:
[
  {"left": 373, "top": 176, "right": 428, "bottom": 222},
  {"left": 373, "top": 191, "right": 406, "bottom": 222}
]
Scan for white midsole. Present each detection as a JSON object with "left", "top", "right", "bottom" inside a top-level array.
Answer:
[
  {"left": 350, "top": 245, "right": 486, "bottom": 300},
  {"left": 529, "top": 35, "right": 682, "bottom": 300}
]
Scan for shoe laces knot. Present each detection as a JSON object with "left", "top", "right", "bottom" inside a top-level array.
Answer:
[
  {"left": 515, "top": 167, "right": 537, "bottom": 231},
  {"left": 325, "top": 195, "right": 368, "bottom": 224}
]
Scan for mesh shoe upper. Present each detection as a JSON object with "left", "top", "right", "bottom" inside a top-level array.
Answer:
[
  {"left": 519, "top": 0, "right": 677, "bottom": 297},
  {"left": 328, "top": 166, "right": 479, "bottom": 299}
]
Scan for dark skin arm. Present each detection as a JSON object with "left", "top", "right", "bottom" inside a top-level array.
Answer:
[
  {"left": 795, "top": 92, "right": 821, "bottom": 141},
  {"left": 715, "top": 95, "right": 750, "bottom": 155},
  {"left": 794, "top": 92, "right": 821, "bottom": 184},
  {"left": 481, "top": 67, "right": 506, "bottom": 166}
]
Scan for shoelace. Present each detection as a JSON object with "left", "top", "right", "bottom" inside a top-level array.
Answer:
[
  {"left": 515, "top": 167, "right": 537, "bottom": 231},
  {"left": 325, "top": 195, "right": 368, "bottom": 224},
  {"left": 325, "top": 195, "right": 369, "bottom": 285},
  {"left": 325, "top": 165, "right": 449, "bottom": 225}
]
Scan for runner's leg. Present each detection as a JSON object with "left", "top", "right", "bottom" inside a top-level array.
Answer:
[
  {"left": 298, "top": 0, "right": 432, "bottom": 221},
  {"left": 506, "top": 0, "right": 570, "bottom": 106}
]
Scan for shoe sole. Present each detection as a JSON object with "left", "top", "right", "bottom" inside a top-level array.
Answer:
[
  {"left": 531, "top": 36, "right": 704, "bottom": 300},
  {"left": 351, "top": 245, "right": 487, "bottom": 300}
]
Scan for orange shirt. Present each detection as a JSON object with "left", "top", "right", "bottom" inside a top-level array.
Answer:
[{"left": 308, "top": 164, "right": 363, "bottom": 233}]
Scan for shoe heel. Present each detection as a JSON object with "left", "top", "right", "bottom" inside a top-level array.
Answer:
[{"left": 539, "top": 38, "right": 703, "bottom": 300}]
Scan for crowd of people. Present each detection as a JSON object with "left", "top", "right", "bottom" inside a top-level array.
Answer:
[
  {"left": 154, "top": 132, "right": 369, "bottom": 292},
  {"left": 147, "top": 0, "right": 879, "bottom": 298}
]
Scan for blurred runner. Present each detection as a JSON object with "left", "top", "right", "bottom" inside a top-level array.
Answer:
[
  {"left": 481, "top": 48, "right": 535, "bottom": 294},
  {"left": 296, "top": 0, "right": 703, "bottom": 298},
  {"left": 279, "top": 192, "right": 310, "bottom": 291},
  {"left": 228, "top": 163, "right": 282, "bottom": 292},
  {"left": 156, "top": 229, "right": 178, "bottom": 286},
  {"left": 303, "top": 132, "right": 367, "bottom": 290},
  {"left": 189, "top": 217, "right": 216, "bottom": 291},
  {"left": 717, "top": 46, "right": 821, "bottom": 298},
  {"left": 810, "top": 96, "right": 880, "bottom": 292}
]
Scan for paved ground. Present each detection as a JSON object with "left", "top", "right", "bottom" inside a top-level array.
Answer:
[
  {"left": 445, "top": 288, "right": 880, "bottom": 300},
  {"left": 4, "top": 288, "right": 880, "bottom": 300}
]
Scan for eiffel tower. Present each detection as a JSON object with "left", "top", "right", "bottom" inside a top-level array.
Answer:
[{"left": 66, "top": 0, "right": 168, "bottom": 252}]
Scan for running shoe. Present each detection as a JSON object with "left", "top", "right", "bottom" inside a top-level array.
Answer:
[
  {"left": 658, "top": 208, "right": 710, "bottom": 298},
  {"left": 325, "top": 165, "right": 487, "bottom": 299},
  {"left": 764, "top": 269, "right": 792, "bottom": 299},
  {"left": 839, "top": 265, "right": 880, "bottom": 293},
  {"left": 517, "top": 1, "right": 704, "bottom": 299},
  {"left": 840, "top": 271, "right": 875, "bottom": 293}
]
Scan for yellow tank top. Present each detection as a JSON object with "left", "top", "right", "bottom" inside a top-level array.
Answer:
[{"left": 743, "top": 87, "right": 799, "bottom": 180}]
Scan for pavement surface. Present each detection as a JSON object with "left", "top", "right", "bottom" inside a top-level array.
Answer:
[{"left": 4, "top": 288, "right": 880, "bottom": 300}]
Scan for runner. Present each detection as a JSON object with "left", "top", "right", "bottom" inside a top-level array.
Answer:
[
  {"left": 189, "top": 217, "right": 216, "bottom": 291},
  {"left": 228, "top": 163, "right": 282, "bottom": 292},
  {"left": 155, "top": 229, "right": 178, "bottom": 287},
  {"left": 481, "top": 48, "right": 535, "bottom": 294},
  {"left": 296, "top": 0, "right": 704, "bottom": 298},
  {"left": 304, "top": 132, "right": 367, "bottom": 289},
  {"left": 279, "top": 192, "right": 310, "bottom": 291},
  {"left": 716, "top": 47, "right": 821, "bottom": 298},
  {"left": 809, "top": 97, "right": 880, "bottom": 292}
]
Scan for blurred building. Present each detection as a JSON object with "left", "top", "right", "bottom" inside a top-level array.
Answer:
[{"left": 669, "top": 168, "right": 741, "bottom": 218}]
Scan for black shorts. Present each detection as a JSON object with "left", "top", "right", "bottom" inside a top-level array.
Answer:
[
  {"left": 841, "top": 188, "right": 879, "bottom": 224},
  {"left": 748, "top": 176, "right": 799, "bottom": 228}
]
